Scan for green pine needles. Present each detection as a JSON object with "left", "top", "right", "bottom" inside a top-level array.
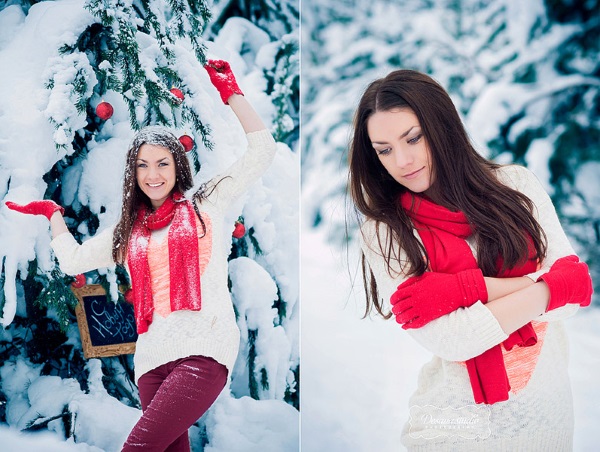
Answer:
[
  {"left": 45, "top": 0, "right": 214, "bottom": 159},
  {"left": 34, "top": 268, "right": 79, "bottom": 333}
]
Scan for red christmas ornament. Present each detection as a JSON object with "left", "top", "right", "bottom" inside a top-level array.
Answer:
[
  {"left": 71, "top": 274, "right": 86, "bottom": 289},
  {"left": 170, "top": 88, "right": 185, "bottom": 102},
  {"left": 96, "top": 101, "right": 114, "bottom": 120},
  {"left": 124, "top": 288, "right": 134, "bottom": 305},
  {"left": 232, "top": 221, "right": 246, "bottom": 239},
  {"left": 179, "top": 134, "right": 194, "bottom": 152}
]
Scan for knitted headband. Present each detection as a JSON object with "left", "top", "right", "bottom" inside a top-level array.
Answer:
[{"left": 129, "top": 125, "right": 185, "bottom": 156}]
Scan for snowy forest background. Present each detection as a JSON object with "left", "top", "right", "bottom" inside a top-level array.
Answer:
[
  {"left": 0, "top": 0, "right": 298, "bottom": 450},
  {"left": 301, "top": 0, "right": 600, "bottom": 451}
]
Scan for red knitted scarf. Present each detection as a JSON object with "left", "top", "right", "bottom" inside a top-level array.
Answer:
[
  {"left": 400, "top": 192, "right": 538, "bottom": 404},
  {"left": 128, "top": 192, "right": 201, "bottom": 334}
]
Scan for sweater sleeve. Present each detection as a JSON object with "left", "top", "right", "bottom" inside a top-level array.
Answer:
[
  {"left": 200, "top": 129, "right": 276, "bottom": 208},
  {"left": 50, "top": 226, "right": 116, "bottom": 275},
  {"left": 360, "top": 220, "right": 509, "bottom": 362},
  {"left": 498, "top": 165, "right": 579, "bottom": 322}
]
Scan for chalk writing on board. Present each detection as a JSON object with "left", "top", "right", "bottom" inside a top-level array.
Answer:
[{"left": 82, "top": 295, "right": 138, "bottom": 347}]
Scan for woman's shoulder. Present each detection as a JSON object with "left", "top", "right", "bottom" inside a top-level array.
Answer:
[
  {"left": 495, "top": 164, "right": 551, "bottom": 205},
  {"left": 494, "top": 164, "right": 536, "bottom": 189}
]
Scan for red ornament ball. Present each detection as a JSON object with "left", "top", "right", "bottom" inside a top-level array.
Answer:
[
  {"left": 232, "top": 221, "right": 246, "bottom": 239},
  {"left": 96, "top": 101, "right": 114, "bottom": 120},
  {"left": 179, "top": 134, "right": 195, "bottom": 152},
  {"left": 124, "top": 288, "right": 134, "bottom": 305},
  {"left": 71, "top": 274, "right": 86, "bottom": 289},
  {"left": 170, "top": 88, "right": 185, "bottom": 102}
]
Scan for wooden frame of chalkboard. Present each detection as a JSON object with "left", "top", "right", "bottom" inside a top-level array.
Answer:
[{"left": 71, "top": 284, "right": 137, "bottom": 359}]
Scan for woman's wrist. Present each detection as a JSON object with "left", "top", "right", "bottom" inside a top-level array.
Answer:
[
  {"left": 50, "top": 210, "right": 69, "bottom": 238},
  {"left": 227, "top": 95, "right": 266, "bottom": 133},
  {"left": 484, "top": 276, "right": 535, "bottom": 302},
  {"left": 486, "top": 282, "right": 550, "bottom": 334}
]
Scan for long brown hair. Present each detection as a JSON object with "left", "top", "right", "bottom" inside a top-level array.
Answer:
[
  {"left": 348, "top": 70, "right": 547, "bottom": 318},
  {"left": 112, "top": 126, "right": 206, "bottom": 264}
]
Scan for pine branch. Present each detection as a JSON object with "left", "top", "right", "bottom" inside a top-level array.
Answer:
[
  {"left": 0, "top": 256, "right": 5, "bottom": 319},
  {"left": 247, "top": 329, "right": 259, "bottom": 399},
  {"left": 34, "top": 268, "right": 79, "bottom": 333}
]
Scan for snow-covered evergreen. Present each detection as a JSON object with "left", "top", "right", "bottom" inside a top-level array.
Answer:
[{"left": 0, "top": 0, "right": 298, "bottom": 449}]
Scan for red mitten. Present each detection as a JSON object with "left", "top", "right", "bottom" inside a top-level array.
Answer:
[
  {"left": 6, "top": 200, "right": 64, "bottom": 221},
  {"left": 391, "top": 268, "right": 488, "bottom": 329},
  {"left": 204, "top": 59, "right": 244, "bottom": 104},
  {"left": 538, "top": 255, "right": 593, "bottom": 311}
]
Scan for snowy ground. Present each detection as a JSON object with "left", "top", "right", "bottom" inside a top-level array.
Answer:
[
  {"left": 0, "top": 426, "right": 103, "bottom": 452},
  {"left": 301, "top": 226, "right": 600, "bottom": 452},
  {"left": 0, "top": 388, "right": 298, "bottom": 451}
]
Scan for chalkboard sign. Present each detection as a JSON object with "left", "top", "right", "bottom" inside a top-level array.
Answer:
[{"left": 71, "top": 285, "right": 137, "bottom": 359}]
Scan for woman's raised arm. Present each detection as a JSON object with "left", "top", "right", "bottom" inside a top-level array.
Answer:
[
  {"left": 204, "top": 59, "right": 266, "bottom": 133},
  {"left": 198, "top": 59, "right": 277, "bottom": 206}
]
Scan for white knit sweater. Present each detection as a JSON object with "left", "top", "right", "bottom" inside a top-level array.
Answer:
[
  {"left": 360, "top": 165, "right": 579, "bottom": 451},
  {"left": 51, "top": 129, "right": 276, "bottom": 383}
]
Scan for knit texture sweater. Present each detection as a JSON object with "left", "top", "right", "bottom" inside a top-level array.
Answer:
[
  {"left": 360, "top": 165, "right": 579, "bottom": 451},
  {"left": 51, "top": 129, "right": 276, "bottom": 383}
]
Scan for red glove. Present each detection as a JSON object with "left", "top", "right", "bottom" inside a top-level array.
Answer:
[
  {"left": 5, "top": 200, "right": 64, "bottom": 221},
  {"left": 538, "top": 255, "right": 593, "bottom": 311},
  {"left": 391, "top": 269, "right": 488, "bottom": 329},
  {"left": 204, "top": 59, "right": 244, "bottom": 104}
]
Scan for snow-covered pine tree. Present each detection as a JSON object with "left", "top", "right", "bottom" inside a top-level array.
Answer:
[
  {"left": 210, "top": 0, "right": 299, "bottom": 148},
  {"left": 1, "top": 0, "right": 214, "bottom": 438},
  {"left": 209, "top": 0, "right": 300, "bottom": 412},
  {"left": 210, "top": 0, "right": 299, "bottom": 41},
  {"left": 0, "top": 0, "right": 299, "bottom": 448}
]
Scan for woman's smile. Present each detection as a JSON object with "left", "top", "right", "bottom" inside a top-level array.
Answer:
[
  {"left": 136, "top": 144, "right": 177, "bottom": 208},
  {"left": 402, "top": 166, "right": 426, "bottom": 180}
]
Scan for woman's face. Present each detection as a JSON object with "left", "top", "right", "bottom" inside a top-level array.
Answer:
[
  {"left": 135, "top": 144, "right": 177, "bottom": 209},
  {"left": 367, "top": 108, "right": 434, "bottom": 194}
]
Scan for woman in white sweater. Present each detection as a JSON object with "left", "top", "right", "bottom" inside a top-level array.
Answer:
[
  {"left": 6, "top": 60, "right": 276, "bottom": 451},
  {"left": 348, "top": 69, "right": 592, "bottom": 450}
]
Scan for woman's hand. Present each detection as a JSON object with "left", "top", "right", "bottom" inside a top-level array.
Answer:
[
  {"left": 5, "top": 200, "right": 64, "bottom": 220},
  {"left": 6, "top": 200, "right": 69, "bottom": 238},
  {"left": 391, "top": 268, "right": 488, "bottom": 329},
  {"left": 538, "top": 255, "right": 593, "bottom": 311},
  {"left": 204, "top": 60, "right": 266, "bottom": 133},
  {"left": 204, "top": 59, "right": 244, "bottom": 104}
]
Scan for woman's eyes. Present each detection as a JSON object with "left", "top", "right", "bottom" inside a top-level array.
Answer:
[
  {"left": 407, "top": 134, "right": 422, "bottom": 144},
  {"left": 136, "top": 162, "right": 170, "bottom": 168},
  {"left": 375, "top": 134, "right": 422, "bottom": 155}
]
